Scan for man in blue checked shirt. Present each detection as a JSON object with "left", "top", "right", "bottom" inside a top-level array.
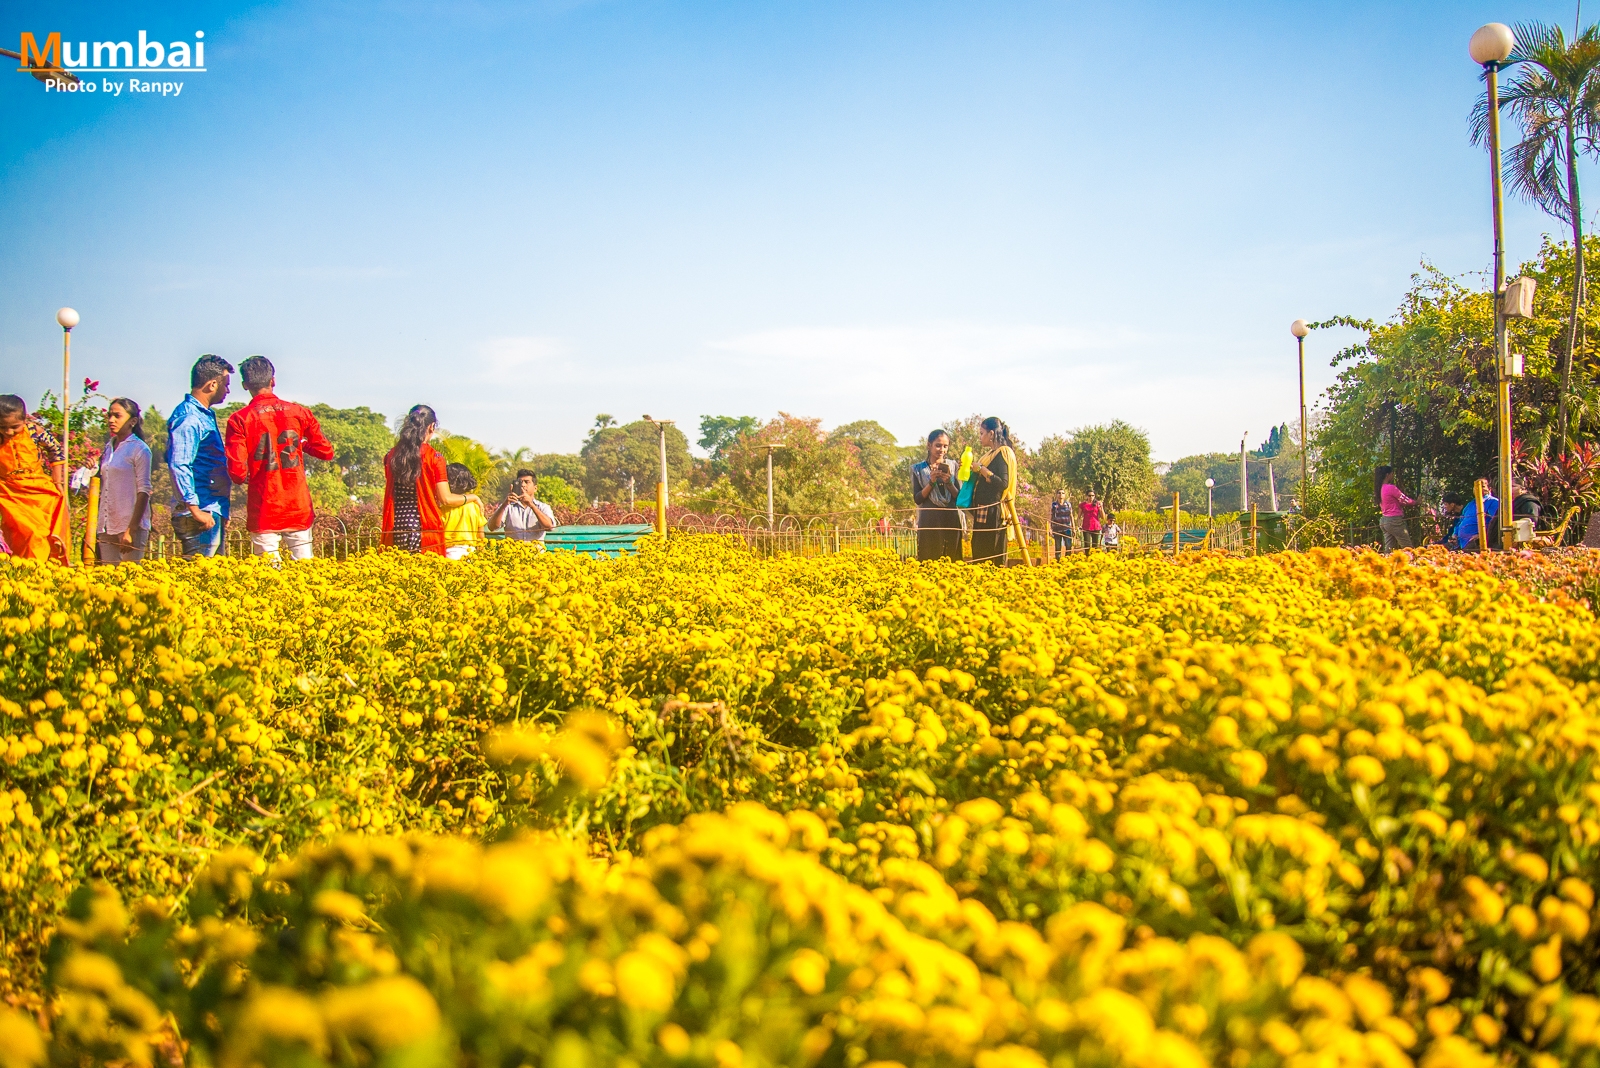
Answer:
[
  {"left": 1049, "top": 489, "right": 1074, "bottom": 556},
  {"left": 166, "top": 354, "right": 235, "bottom": 557}
]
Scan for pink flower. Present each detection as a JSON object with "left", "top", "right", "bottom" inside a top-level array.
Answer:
[{"left": 83, "top": 377, "right": 100, "bottom": 392}]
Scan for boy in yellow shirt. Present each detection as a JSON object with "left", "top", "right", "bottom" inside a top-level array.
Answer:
[{"left": 442, "top": 463, "right": 487, "bottom": 559}]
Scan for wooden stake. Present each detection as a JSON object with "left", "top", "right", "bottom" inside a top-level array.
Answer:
[
  {"left": 1172, "top": 492, "right": 1180, "bottom": 558},
  {"left": 82, "top": 475, "right": 100, "bottom": 566}
]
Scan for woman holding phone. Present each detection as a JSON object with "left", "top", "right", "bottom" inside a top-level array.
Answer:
[{"left": 911, "top": 429, "right": 962, "bottom": 561}]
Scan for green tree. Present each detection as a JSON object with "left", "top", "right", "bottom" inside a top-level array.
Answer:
[
  {"left": 827, "top": 420, "right": 901, "bottom": 486},
  {"left": 1159, "top": 440, "right": 1301, "bottom": 514},
  {"left": 1472, "top": 21, "right": 1600, "bottom": 446},
  {"left": 579, "top": 419, "right": 692, "bottom": 504},
  {"left": 1312, "top": 243, "right": 1589, "bottom": 524},
  {"left": 938, "top": 414, "right": 1028, "bottom": 460},
  {"left": 536, "top": 475, "right": 585, "bottom": 510},
  {"left": 1256, "top": 424, "right": 1289, "bottom": 459},
  {"left": 308, "top": 405, "right": 394, "bottom": 506},
  {"left": 437, "top": 433, "right": 496, "bottom": 486},
  {"left": 716, "top": 414, "right": 886, "bottom": 516},
  {"left": 698, "top": 416, "right": 759, "bottom": 479},
  {"left": 1031, "top": 421, "right": 1155, "bottom": 510}
]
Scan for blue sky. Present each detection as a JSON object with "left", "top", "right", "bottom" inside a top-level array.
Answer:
[{"left": 1, "top": 0, "right": 1589, "bottom": 461}]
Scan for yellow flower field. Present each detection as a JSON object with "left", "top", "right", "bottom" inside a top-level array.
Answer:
[{"left": 3, "top": 539, "right": 1600, "bottom": 1068}]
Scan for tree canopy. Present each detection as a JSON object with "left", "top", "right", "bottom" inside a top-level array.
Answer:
[
  {"left": 1313, "top": 239, "right": 1598, "bottom": 523},
  {"left": 579, "top": 419, "right": 693, "bottom": 504},
  {"left": 1031, "top": 420, "right": 1156, "bottom": 510}
]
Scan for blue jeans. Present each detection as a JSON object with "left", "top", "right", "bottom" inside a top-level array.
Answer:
[{"left": 174, "top": 511, "right": 227, "bottom": 558}]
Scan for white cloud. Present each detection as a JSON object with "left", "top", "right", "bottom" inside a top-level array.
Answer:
[{"left": 475, "top": 335, "right": 584, "bottom": 384}]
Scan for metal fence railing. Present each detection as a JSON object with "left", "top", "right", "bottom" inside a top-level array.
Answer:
[{"left": 122, "top": 505, "right": 1571, "bottom": 564}]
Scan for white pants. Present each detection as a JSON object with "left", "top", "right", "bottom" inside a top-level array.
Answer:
[
  {"left": 250, "top": 528, "right": 314, "bottom": 561},
  {"left": 445, "top": 545, "right": 476, "bottom": 560},
  {"left": 97, "top": 529, "right": 149, "bottom": 564}
]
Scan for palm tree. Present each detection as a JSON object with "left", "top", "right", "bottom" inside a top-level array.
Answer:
[{"left": 1471, "top": 21, "right": 1600, "bottom": 448}]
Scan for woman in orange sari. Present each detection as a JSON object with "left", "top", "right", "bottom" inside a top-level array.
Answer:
[{"left": 0, "top": 395, "right": 70, "bottom": 564}]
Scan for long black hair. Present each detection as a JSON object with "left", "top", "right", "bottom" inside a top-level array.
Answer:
[
  {"left": 980, "top": 416, "right": 1012, "bottom": 447},
  {"left": 1374, "top": 465, "right": 1395, "bottom": 503},
  {"left": 392, "top": 404, "right": 437, "bottom": 487},
  {"left": 108, "top": 397, "right": 146, "bottom": 441}
]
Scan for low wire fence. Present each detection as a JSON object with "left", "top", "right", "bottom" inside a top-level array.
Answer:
[{"left": 121, "top": 507, "right": 1459, "bottom": 564}]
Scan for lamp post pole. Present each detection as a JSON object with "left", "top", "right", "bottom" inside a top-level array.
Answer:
[
  {"left": 763, "top": 445, "right": 784, "bottom": 526},
  {"left": 643, "top": 416, "right": 674, "bottom": 536},
  {"left": 1239, "top": 433, "right": 1249, "bottom": 513},
  {"left": 56, "top": 308, "right": 80, "bottom": 555},
  {"left": 1205, "top": 478, "right": 1214, "bottom": 524},
  {"left": 1472, "top": 22, "right": 1517, "bottom": 546},
  {"left": 1291, "top": 320, "right": 1310, "bottom": 502}
]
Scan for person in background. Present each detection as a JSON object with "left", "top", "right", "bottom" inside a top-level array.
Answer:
[
  {"left": 1510, "top": 482, "right": 1542, "bottom": 539},
  {"left": 969, "top": 417, "right": 1017, "bottom": 566},
  {"left": 1049, "top": 489, "right": 1074, "bottom": 557},
  {"left": 1435, "top": 492, "right": 1466, "bottom": 548},
  {"left": 1374, "top": 465, "right": 1415, "bottom": 552},
  {"left": 488, "top": 469, "right": 557, "bottom": 545},
  {"left": 1079, "top": 491, "right": 1104, "bottom": 550},
  {"left": 96, "top": 398, "right": 152, "bottom": 564},
  {"left": 442, "top": 462, "right": 487, "bottom": 560},
  {"left": 912, "top": 429, "right": 962, "bottom": 562},
  {"left": 1102, "top": 513, "right": 1121, "bottom": 552},
  {"left": 1452, "top": 479, "right": 1500, "bottom": 551},
  {"left": 225, "top": 356, "right": 335, "bottom": 562},
  {"left": 0, "top": 394, "right": 69, "bottom": 563},
  {"left": 167, "top": 354, "right": 235, "bottom": 558},
  {"left": 382, "top": 404, "right": 479, "bottom": 555}
]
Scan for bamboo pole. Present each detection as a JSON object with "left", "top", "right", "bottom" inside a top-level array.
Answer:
[
  {"left": 1172, "top": 493, "right": 1180, "bottom": 558},
  {"left": 1473, "top": 478, "right": 1489, "bottom": 553},
  {"left": 1005, "top": 498, "right": 1033, "bottom": 566},
  {"left": 82, "top": 476, "right": 100, "bottom": 565},
  {"left": 1251, "top": 504, "right": 1259, "bottom": 556}
]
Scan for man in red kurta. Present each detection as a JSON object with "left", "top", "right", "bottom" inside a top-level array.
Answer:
[{"left": 224, "top": 356, "right": 335, "bottom": 561}]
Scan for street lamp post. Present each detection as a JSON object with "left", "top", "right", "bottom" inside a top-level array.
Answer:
[
  {"left": 1471, "top": 22, "right": 1517, "bottom": 548},
  {"left": 1205, "top": 477, "right": 1215, "bottom": 524},
  {"left": 56, "top": 308, "right": 79, "bottom": 549},
  {"left": 1239, "top": 433, "right": 1249, "bottom": 512},
  {"left": 1290, "top": 319, "right": 1310, "bottom": 502},
  {"left": 762, "top": 445, "right": 784, "bottom": 526},
  {"left": 642, "top": 415, "right": 674, "bottom": 536}
]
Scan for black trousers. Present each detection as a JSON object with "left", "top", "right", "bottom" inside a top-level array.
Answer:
[
  {"left": 917, "top": 527, "right": 962, "bottom": 562},
  {"left": 970, "top": 506, "right": 1007, "bottom": 565}
]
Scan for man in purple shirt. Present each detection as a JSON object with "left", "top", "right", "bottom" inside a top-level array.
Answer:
[{"left": 1049, "top": 490, "right": 1074, "bottom": 556}]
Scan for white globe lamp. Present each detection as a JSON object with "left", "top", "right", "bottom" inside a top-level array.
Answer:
[{"left": 1469, "top": 23, "right": 1515, "bottom": 66}]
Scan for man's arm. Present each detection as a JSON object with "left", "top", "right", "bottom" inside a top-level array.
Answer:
[
  {"left": 128, "top": 445, "right": 151, "bottom": 537},
  {"left": 486, "top": 497, "right": 510, "bottom": 531},
  {"left": 224, "top": 410, "right": 250, "bottom": 485},
  {"left": 301, "top": 409, "right": 335, "bottom": 462},
  {"left": 168, "top": 416, "right": 203, "bottom": 509},
  {"left": 532, "top": 500, "right": 557, "bottom": 530}
]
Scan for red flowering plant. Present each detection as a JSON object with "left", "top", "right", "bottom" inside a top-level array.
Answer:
[{"left": 1514, "top": 439, "right": 1600, "bottom": 543}]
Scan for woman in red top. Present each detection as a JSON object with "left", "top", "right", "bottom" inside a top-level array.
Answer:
[
  {"left": 1078, "top": 491, "right": 1104, "bottom": 550},
  {"left": 382, "top": 405, "right": 479, "bottom": 555}
]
